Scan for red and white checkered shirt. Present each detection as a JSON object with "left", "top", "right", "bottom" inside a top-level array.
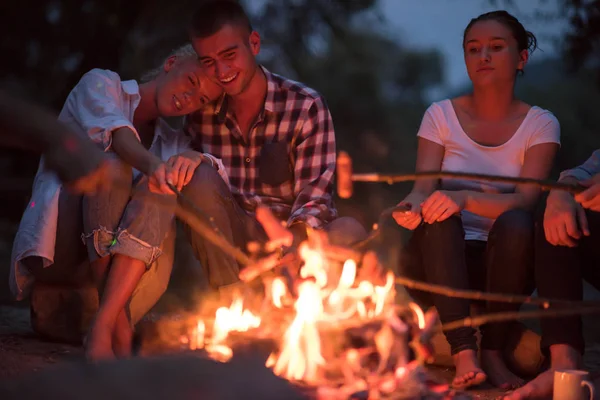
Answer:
[{"left": 185, "top": 67, "right": 338, "bottom": 229}]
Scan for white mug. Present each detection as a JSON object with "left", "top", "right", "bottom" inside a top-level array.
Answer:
[{"left": 554, "top": 369, "right": 595, "bottom": 400}]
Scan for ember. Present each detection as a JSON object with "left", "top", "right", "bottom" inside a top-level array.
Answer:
[{"left": 168, "top": 209, "right": 458, "bottom": 399}]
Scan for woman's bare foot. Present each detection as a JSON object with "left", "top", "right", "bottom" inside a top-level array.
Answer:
[
  {"left": 85, "top": 323, "right": 115, "bottom": 362},
  {"left": 482, "top": 349, "right": 525, "bottom": 390},
  {"left": 112, "top": 310, "right": 133, "bottom": 358},
  {"left": 452, "top": 349, "right": 487, "bottom": 389},
  {"left": 503, "top": 368, "right": 554, "bottom": 399},
  {"left": 503, "top": 344, "right": 582, "bottom": 400}
]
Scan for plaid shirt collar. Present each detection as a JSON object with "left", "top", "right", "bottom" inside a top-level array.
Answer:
[{"left": 212, "top": 66, "right": 284, "bottom": 123}]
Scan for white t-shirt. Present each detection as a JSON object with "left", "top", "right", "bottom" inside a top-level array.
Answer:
[{"left": 417, "top": 99, "right": 561, "bottom": 241}]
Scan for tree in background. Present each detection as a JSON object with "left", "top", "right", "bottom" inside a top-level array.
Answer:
[
  {"left": 0, "top": 0, "right": 443, "bottom": 227},
  {"left": 251, "top": 0, "right": 444, "bottom": 223},
  {"left": 489, "top": 0, "right": 600, "bottom": 84}
]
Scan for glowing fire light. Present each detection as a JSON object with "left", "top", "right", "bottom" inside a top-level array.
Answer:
[{"left": 187, "top": 235, "right": 429, "bottom": 396}]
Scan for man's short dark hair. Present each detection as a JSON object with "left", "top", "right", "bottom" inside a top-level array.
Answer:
[{"left": 189, "top": 0, "right": 253, "bottom": 39}]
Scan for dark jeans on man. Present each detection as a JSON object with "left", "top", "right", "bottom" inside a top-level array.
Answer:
[
  {"left": 535, "top": 209, "right": 600, "bottom": 355},
  {"left": 399, "top": 209, "right": 535, "bottom": 354},
  {"left": 181, "top": 163, "right": 368, "bottom": 290}
]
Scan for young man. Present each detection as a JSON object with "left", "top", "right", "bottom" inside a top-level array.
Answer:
[
  {"left": 507, "top": 150, "right": 600, "bottom": 399},
  {"left": 184, "top": 0, "right": 366, "bottom": 289}
]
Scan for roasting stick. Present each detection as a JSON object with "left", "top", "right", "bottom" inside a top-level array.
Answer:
[
  {"left": 164, "top": 174, "right": 600, "bottom": 316},
  {"left": 441, "top": 305, "right": 600, "bottom": 332},
  {"left": 336, "top": 151, "right": 584, "bottom": 199},
  {"left": 173, "top": 188, "right": 600, "bottom": 309},
  {"left": 394, "top": 276, "right": 600, "bottom": 308},
  {"left": 167, "top": 183, "right": 252, "bottom": 267},
  {"left": 339, "top": 150, "right": 585, "bottom": 251}
]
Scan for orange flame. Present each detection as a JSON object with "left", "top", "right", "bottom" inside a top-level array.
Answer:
[{"left": 190, "top": 235, "right": 425, "bottom": 394}]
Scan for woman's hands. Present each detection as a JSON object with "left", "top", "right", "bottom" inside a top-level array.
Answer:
[
  {"left": 393, "top": 190, "right": 466, "bottom": 229},
  {"left": 148, "top": 151, "right": 211, "bottom": 194}
]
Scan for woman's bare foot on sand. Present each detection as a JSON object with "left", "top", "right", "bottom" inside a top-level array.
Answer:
[
  {"left": 482, "top": 350, "right": 524, "bottom": 390},
  {"left": 112, "top": 311, "right": 133, "bottom": 358},
  {"left": 503, "top": 344, "right": 582, "bottom": 399},
  {"left": 452, "top": 349, "right": 487, "bottom": 389},
  {"left": 85, "top": 324, "right": 115, "bottom": 362},
  {"left": 502, "top": 368, "right": 554, "bottom": 400}
]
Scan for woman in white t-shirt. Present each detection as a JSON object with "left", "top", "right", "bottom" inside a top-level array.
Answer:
[{"left": 393, "top": 11, "right": 560, "bottom": 390}]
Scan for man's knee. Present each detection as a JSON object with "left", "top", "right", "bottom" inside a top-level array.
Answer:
[
  {"left": 182, "top": 164, "right": 231, "bottom": 207},
  {"left": 324, "top": 217, "right": 367, "bottom": 246}
]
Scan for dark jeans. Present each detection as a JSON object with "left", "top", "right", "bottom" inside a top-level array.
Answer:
[
  {"left": 535, "top": 209, "right": 600, "bottom": 355},
  {"left": 399, "top": 209, "right": 535, "bottom": 354},
  {"left": 182, "top": 164, "right": 368, "bottom": 289}
]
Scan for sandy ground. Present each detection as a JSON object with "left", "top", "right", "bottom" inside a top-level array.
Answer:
[
  {"left": 3, "top": 303, "right": 599, "bottom": 400},
  {"left": 0, "top": 303, "right": 502, "bottom": 398},
  {"left": 1, "top": 237, "right": 599, "bottom": 400}
]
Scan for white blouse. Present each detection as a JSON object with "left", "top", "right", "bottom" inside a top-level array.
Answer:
[{"left": 10, "top": 69, "right": 228, "bottom": 300}]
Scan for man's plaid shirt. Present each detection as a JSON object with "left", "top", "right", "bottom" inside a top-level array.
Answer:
[{"left": 185, "top": 67, "right": 338, "bottom": 229}]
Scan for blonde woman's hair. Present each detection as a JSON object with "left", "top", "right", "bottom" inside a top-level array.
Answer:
[{"left": 140, "top": 43, "right": 197, "bottom": 83}]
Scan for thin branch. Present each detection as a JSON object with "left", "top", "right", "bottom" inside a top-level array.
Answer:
[
  {"left": 394, "top": 276, "right": 598, "bottom": 307},
  {"left": 173, "top": 205, "right": 251, "bottom": 267},
  {"left": 168, "top": 183, "right": 252, "bottom": 267},
  {"left": 352, "top": 171, "right": 584, "bottom": 194},
  {"left": 441, "top": 306, "right": 600, "bottom": 331}
]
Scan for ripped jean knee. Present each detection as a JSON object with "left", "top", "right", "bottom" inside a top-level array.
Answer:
[
  {"left": 82, "top": 226, "right": 114, "bottom": 262},
  {"left": 82, "top": 227, "right": 162, "bottom": 267}
]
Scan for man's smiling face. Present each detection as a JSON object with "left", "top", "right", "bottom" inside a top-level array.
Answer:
[{"left": 192, "top": 23, "right": 261, "bottom": 97}]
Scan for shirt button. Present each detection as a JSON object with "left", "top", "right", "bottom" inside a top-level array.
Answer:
[{"left": 245, "top": 157, "right": 251, "bottom": 163}]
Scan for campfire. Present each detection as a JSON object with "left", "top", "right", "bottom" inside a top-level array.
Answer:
[
  {"left": 132, "top": 153, "right": 600, "bottom": 399},
  {"left": 147, "top": 207, "right": 460, "bottom": 400}
]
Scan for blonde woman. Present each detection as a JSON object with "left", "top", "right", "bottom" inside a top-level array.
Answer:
[{"left": 11, "top": 44, "right": 224, "bottom": 361}]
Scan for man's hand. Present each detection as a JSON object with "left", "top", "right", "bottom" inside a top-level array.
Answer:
[
  {"left": 148, "top": 161, "right": 175, "bottom": 195},
  {"left": 574, "top": 173, "right": 600, "bottom": 212},
  {"left": 167, "top": 151, "right": 204, "bottom": 191},
  {"left": 420, "top": 190, "right": 466, "bottom": 224},
  {"left": 544, "top": 190, "right": 589, "bottom": 247}
]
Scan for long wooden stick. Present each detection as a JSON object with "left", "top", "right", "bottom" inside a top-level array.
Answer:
[
  {"left": 158, "top": 182, "right": 600, "bottom": 316},
  {"left": 173, "top": 205, "right": 251, "bottom": 267},
  {"left": 352, "top": 171, "right": 584, "bottom": 194},
  {"left": 173, "top": 184, "right": 600, "bottom": 311},
  {"left": 441, "top": 306, "right": 600, "bottom": 331},
  {"left": 394, "top": 277, "right": 599, "bottom": 307},
  {"left": 168, "top": 183, "right": 252, "bottom": 267}
]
